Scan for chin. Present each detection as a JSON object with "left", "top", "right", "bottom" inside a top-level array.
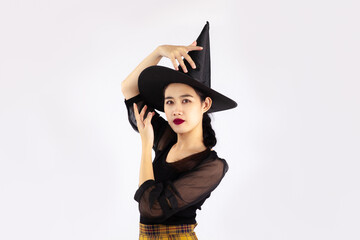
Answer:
[{"left": 171, "top": 124, "right": 189, "bottom": 133}]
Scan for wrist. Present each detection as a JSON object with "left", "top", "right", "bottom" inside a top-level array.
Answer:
[
  {"left": 141, "top": 141, "right": 153, "bottom": 149},
  {"left": 154, "top": 45, "right": 163, "bottom": 58}
]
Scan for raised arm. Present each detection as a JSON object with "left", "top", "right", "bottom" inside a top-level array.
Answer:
[
  {"left": 121, "top": 47, "right": 162, "bottom": 100},
  {"left": 121, "top": 41, "right": 203, "bottom": 100}
]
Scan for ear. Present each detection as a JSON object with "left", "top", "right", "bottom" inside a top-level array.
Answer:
[{"left": 202, "top": 97, "right": 212, "bottom": 113}]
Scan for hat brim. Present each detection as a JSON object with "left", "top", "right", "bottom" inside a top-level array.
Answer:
[{"left": 138, "top": 65, "right": 237, "bottom": 113}]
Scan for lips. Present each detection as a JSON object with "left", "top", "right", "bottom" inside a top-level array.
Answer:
[{"left": 173, "top": 118, "right": 185, "bottom": 125}]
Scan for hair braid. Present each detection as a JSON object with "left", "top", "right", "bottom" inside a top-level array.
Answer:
[
  {"left": 202, "top": 112, "right": 217, "bottom": 149},
  {"left": 192, "top": 87, "right": 217, "bottom": 149}
]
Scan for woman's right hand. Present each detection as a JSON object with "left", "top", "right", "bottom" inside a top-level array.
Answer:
[
  {"left": 133, "top": 103, "right": 155, "bottom": 147},
  {"left": 157, "top": 41, "right": 203, "bottom": 73}
]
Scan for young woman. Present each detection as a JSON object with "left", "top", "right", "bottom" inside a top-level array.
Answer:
[{"left": 121, "top": 22, "right": 237, "bottom": 240}]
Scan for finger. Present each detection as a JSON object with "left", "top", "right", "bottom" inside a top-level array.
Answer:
[
  {"left": 170, "top": 56, "right": 179, "bottom": 71},
  {"left": 182, "top": 52, "right": 196, "bottom": 69},
  {"left": 139, "top": 104, "right": 147, "bottom": 122},
  {"left": 145, "top": 112, "right": 154, "bottom": 123},
  {"left": 149, "top": 112, "right": 155, "bottom": 124},
  {"left": 175, "top": 54, "right": 187, "bottom": 73},
  {"left": 189, "top": 40, "right": 197, "bottom": 46},
  {"left": 186, "top": 45, "right": 203, "bottom": 51},
  {"left": 133, "top": 103, "right": 144, "bottom": 128},
  {"left": 133, "top": 102, "right": 144, "bottom": 122},
  {"left": 133, "top": 103, "right": 140, "bottom": 120}
]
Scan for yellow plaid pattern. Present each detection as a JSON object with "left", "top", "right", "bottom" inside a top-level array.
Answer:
[{"left": 139, "top": 223, "right": 198, "bottom": 240}]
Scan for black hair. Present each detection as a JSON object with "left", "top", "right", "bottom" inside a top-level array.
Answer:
[
  {"left": 193, "top": 87, "right": 217, "bottom": 149},
  {"left": 163, "top": 84, "right": 217, "bottom": 150}
]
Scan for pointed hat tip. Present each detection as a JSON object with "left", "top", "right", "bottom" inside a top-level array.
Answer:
[{"left": 196, "top": 21, "right": 209, "bottom": 43}]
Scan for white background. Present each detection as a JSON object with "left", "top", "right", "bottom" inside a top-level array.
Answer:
[{"left": 1, "top": 0, "right": 359, "bottom": 239}]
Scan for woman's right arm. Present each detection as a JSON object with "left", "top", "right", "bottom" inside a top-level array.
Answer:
[
  {"left": 121, "top": 46, "right": 163, "bottom": 100},
  {"left": 121, "top": 41, "right": 202, "bottom": 100}
]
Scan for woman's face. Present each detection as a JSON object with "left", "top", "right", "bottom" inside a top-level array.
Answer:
[{"left": 164, "top": 83, "right": 211, "bottom": 134}]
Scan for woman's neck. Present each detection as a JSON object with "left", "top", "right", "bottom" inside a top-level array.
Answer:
[{"left": 174, "top": 126, "right": 206, "bottom": 152}]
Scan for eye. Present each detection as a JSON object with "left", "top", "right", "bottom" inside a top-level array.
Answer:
[{"left": 165, "top": 99, "right": 191, "bottom": 105}]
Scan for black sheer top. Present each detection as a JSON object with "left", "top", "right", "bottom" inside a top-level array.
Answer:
[{"left": 124, "top": 93, "right": 229, "bottom": 225}]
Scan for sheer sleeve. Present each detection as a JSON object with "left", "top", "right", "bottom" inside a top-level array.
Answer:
[
  {"left": 124, "top": 94, "right": 176, "bottom": 152},
  {"left": 134, "top": 156, "right": 229, "bottom": 223}
]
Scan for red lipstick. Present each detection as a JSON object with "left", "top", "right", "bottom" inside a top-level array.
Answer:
[{"left": 173, "top": 118, "right": 185, "bottom": 125}]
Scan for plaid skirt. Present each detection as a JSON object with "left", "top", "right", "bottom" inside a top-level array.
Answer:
[{"left": 139, "top": 223, "right": 198, "bottom": 240}]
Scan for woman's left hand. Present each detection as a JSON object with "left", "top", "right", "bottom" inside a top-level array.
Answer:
[{"left": 133, "top": 103, "right": 155, "bottom": 146}]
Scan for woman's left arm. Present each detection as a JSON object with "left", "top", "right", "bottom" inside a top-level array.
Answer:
[
  {"left": 134, "top": 157, "right": 228, "bottom": 222},
  {"left": 139, "top": 142, "right": 154, "bottom": 187}
]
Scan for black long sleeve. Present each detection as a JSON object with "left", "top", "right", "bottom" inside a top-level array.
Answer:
[{"left": 134, "top": 153, "right": 228, "bottom": 223}]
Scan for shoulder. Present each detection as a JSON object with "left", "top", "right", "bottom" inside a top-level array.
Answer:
[
  {"left": 209, "top": 150, "right": 228, "bottom": 168},
  {"left": 196, "top": 150, "right": 229, "bottom": 177}
]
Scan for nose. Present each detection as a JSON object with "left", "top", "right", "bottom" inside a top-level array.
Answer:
[{"left": 172, "top": 103, "right": 183, "bottom": 116}]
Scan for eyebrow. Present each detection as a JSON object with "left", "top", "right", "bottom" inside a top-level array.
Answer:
[{"left": 164, "top": 94, "right": 194, "bottom": 100}]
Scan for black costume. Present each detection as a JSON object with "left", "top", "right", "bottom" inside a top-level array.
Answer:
[{"left": 125, "top": 93, "right": 229, "bottom": 225}]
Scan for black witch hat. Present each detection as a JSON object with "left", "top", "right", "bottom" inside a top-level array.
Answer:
[{"left": 138, "top": 21, "right": 237, "bottom": 113}]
